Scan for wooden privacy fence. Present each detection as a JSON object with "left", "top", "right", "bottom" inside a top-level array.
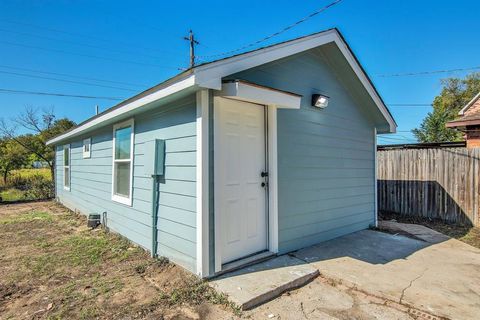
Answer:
[{"left": 377, "top": 147, "right": 480, "bottom": 226}]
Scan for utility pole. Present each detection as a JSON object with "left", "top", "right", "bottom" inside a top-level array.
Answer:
[{"left": 183, "top": 30, "right": 199, "bottom": 68}]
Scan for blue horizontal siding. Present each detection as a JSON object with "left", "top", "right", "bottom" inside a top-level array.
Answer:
[
  {"left": 229, "top": 46, "right": 376, "bottom": 253},
  {"left": 55, "top": 94, "right": 197, "bottom": 272}
]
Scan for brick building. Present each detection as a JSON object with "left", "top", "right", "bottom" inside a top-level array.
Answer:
[{"left": 446, "top": 92, "right": 480, "bottom": 148}]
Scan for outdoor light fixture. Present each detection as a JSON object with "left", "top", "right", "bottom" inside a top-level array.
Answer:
[{"left": 312, "top": 94, "right": 329, "bottom": 108}]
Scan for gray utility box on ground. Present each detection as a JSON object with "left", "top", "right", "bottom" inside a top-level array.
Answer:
[{"left": 144, "top": 139, "right": 166, "bottom": 177}]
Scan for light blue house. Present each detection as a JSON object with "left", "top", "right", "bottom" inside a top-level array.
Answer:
[{"left": 47, "top": 29, "right": 396, "bottom": 278}]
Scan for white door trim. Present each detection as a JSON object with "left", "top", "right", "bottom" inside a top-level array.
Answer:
[
  {"left": 267, "top": 105, "right": 279, "bottom": 253},
  {"left": 196, "top": 89, "right": 210, "bottom": 277},
  {"left": 213, "top": 97, "right": 279, "bottom": 273}
]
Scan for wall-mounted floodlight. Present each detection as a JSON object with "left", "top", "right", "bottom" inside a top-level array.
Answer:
[{"left": 312, "top": 94, "right": 329, "bottom": 109}]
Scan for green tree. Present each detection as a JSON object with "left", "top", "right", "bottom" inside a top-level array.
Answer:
[
  {"left": 0, "top": 108, "right": 76, "bottom": 179},
  {"left": 0, "top": 138, "right": 29, "bottom": 184},
  {"left": 412, "top": 73, "right": 480, "bottom": 143}
]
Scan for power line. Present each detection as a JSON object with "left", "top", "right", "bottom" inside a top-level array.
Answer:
[
  {"left": 377, "top": 136, "right": 417, "bottom": 142},
  {"left": 198, "top": 0, "right": 343, "bottom": 60},
  {"left": 0, "top": 28, "right": 178, "bottom": 61},
  {"left": 387, "top": 104, "right": 432, "bottom": 107},
  {"left": 377, "top": 66, "right": 480, "bottom": 78},
  {"left": 0, "top": 19, "right": 177, "bottom": 57},
  {"left": 0, "top": 40, "right": 180, "bottom": 70},
  {"left": 0, "top": 70, "right": 138, "bottom": 92},
  {"left": 0, "top": 88, "right": 124, "bottom": 101},
  {"left": 0, "top": 64, "right": 147, "bottom": 88}
]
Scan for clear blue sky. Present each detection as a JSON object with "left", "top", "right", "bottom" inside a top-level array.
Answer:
[{"left": 0, "top": 0, "right": 478, "bottom": 144}]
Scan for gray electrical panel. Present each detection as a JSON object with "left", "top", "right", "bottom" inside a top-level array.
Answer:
[{"left": 144, "top": 139, "right": 165, "bottom": 176}]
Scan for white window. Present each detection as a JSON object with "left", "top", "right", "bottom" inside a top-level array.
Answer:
[
  {"left": 112, "top": 119, "right": 134, "bottom": 205},
  {"left": 63, "top": 144, "right": 71, "bottom": 191},
  {"left": 83, "top": 138, "right": 91, "bottom": 158}
]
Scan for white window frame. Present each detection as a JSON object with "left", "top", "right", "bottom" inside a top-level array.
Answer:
[
  {"left": 83, "top": 138, "right": 91, "bottom": 158},
  {"left": 111, "top": 119, "right": 134, "bottom": 206},
  {"left": 63, "top": 144, "right": 71, "bottom": 191}
]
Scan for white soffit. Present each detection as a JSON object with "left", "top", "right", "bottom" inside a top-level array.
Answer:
[{"left": 218, "top": 81, "right": 301, "bottom": 109}]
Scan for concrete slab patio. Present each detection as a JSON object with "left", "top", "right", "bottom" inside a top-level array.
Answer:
[
  {"left": 210, "top": 255, "right": 319, "bottom": 310},
  {"left": 294, "top": 229, "right": 480, "bottom": 320}
]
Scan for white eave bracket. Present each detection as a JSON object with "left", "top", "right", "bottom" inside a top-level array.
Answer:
[{"left": 215, "top": 80, "right": 302, "bottom": 109}]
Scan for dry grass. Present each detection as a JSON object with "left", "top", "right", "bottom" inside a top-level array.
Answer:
[
  {"left": 11, "top": 168, "right": 51, "bottom": 180},
  {"left": 0, "top": 201, "right": 237, "bottom": 320},
  {"left": 380, "top": 211, "right": 480, "bottom": 249},
  {"left": 0, "top": 169, "right": 53, "bottom": 202}
]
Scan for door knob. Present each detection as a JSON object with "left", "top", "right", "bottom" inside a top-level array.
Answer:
[
  {"left": 261, "top": 182, "right": 266, "bottom": 187},
  {"left": 261, "top": 172, "right": 269, "bottom": 177}
]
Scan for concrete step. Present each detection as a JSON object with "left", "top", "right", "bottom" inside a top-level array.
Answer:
[{"left": 210, "top": 254, "right": 319, "bottom": 310}]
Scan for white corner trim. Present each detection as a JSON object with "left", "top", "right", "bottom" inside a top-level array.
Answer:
[
  {"left": 196, "top": 89, "right": 210, "bottom": 277},
  {"left": 459, "top": 92, "right": 480, "bottom": 115},
  {"left": 46, "top": 75, "right": 196, "bottom": 146},
  {"left": 374, "top": 127, "right": 378, "bottom": 227},
  {"left": 213, "top": 97, "right": 222, "bottom": 272},
  {"left": 219, "top": 81, "right": 301, "bottom": 109},
  {"left": 111, "top": 118, "right": 134, "bottom": 207},
  {"left": 268, "top": 105, "right": 279, "bottom": 253}
]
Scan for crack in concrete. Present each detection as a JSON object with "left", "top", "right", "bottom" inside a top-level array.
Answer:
[
  {"left": 299, "top": 302, "right": 309, "bottom": 319},
  {"left": 399, "top": 269, "right": 428, "bottom": 305}
]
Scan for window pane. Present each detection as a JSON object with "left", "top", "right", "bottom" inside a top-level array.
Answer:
[
  {"left": 114, "top": 162, "right": 130, "bottom": 197},
  {"left": 64, "top": 167, "right": 70, "bottom": 187},
  {"left": 64, "top": 147, "right": 69, "bottom": 165},
  {"left": 115, "top": 126, "right": 131, "bottom": 160},
  {"left": 83, "top": 139, "right": 90, "bottom": 152}
]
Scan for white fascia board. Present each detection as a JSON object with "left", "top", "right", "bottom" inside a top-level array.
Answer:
[
  {"left": 219, "top": 81, "right": 301, "bottom": 109},
  {"left": 459, "top": 92, "right": 480, "bottom": 115},
  {"left": 46, "top": 75, "right": 196, "bottom": 145},
  {"left": 331, "top": 38, "right": 396, "bottom": 133},
  {"left": 193, "top": 29, "right": 396, "bottom": 133},
  {"left": 193, "top": 30, "right": 338, "bottom": 90}
]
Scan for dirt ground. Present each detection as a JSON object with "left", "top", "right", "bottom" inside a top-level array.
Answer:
[
  {"left": 0, "top": 201, "right": 235, "bottom": 320},
  {"left": 1, "top": 201, "right": 424, "bottom": 320}
]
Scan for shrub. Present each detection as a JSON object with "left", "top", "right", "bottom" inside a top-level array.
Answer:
[
  {"left": 23, "top": 175, "right": 55, "bottom": 200},
  {"left": 6, "top": 174, "right": 30, "bottom": 190}
]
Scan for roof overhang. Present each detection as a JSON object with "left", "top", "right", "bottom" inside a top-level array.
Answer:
[
  {"left": 47, "top": 28, "right": 396, "bottom": 145},
  {"left": 217, "top": 80, "right": 302, "bottom": 109},
  {"left": 446, "top": 118, "right": 480, "bottom": 128},
  {"left": 46, "top": 75, "right": 197, "bottom": 145}
]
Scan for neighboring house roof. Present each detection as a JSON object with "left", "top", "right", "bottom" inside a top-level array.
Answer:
[
  {"left": 458, "top": 91, "right": 480, "bottom": 116},
  {"left": 47, "top": 28, "right": 397, "bottom": 145},
  {"left": 446, "top": 91, "right": 480, "bottom": 128}
]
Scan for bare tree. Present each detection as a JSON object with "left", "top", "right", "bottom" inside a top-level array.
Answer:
[{"left": 0, "top": 107, "right": 75, "bottom": 180}]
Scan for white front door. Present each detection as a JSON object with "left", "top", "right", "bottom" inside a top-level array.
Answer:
[{"left": 214, "top": 97, "right": 268, "bottom": 264}]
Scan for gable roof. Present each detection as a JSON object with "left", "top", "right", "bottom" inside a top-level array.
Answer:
[
  {"left": 458, "top": 91, "right": 480, "bottom": 115},
  {"left": 446, "top": 91, "right": 480, "bottom": 128},
  {"left": 47, "top": 28, "right": 396, "bottom": 145}
]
